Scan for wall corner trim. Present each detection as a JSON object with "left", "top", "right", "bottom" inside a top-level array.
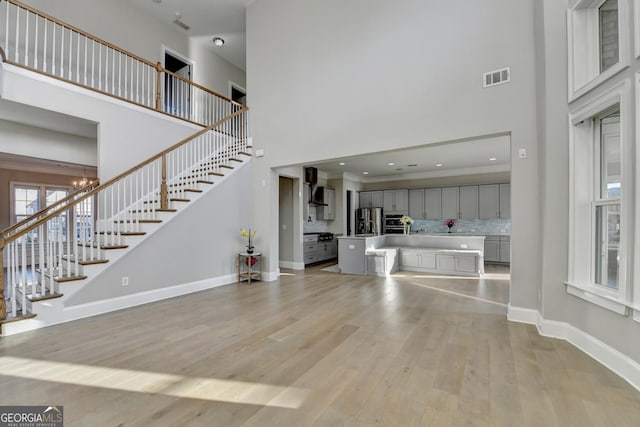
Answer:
[{"left": 508, "top": 305, "right": 640, "bottom": 393}]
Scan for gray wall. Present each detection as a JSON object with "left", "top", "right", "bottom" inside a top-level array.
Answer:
[
  {"left": 537, "top": 0, "right": 640, "bottom": 364},
  {"left": 66, "top": 163, "right": 252, "bottom": 305},
  {"left": 247, "top": 0, "right": 541, "bottom": 305}
]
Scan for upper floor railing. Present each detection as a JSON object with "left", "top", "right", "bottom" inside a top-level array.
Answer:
[{"left": 0, "top": 0, "right": 242, "bottom": 127}]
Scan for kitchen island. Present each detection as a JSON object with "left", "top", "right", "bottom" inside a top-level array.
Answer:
[{"left": 338, "top": 234, "right": 485, "bottom": 277}]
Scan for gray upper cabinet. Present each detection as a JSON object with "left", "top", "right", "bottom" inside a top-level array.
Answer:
[
  {"left": 359, "top": 190, "right": 383, "bottom": 208},
  {"left": 408, "top": 189, "right": 425, "bottom": 219},
  {"left": 441, "top": 187, "right": 459, "bottom": 219},
  {"left": 478, "top": 184, "right": 500, "bottom": 219},
  {"left": 425, "top": 188, "right": 442, "bottom": 219},
  {"left": 317, "top": 188, "right": 335, "bottom": 220},
  {"left": 459, "top": 186, "right": 478, "bottom": 219},
  {"left": 499, "top": 183, "right": 511, "bottom": 219},
  {"left": 383, "top": 189, "right": 408, "bottom": 213}
]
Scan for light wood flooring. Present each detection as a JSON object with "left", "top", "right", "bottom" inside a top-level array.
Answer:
[{"left": 2, "top": 264, "right": 640, "bottom": 426}]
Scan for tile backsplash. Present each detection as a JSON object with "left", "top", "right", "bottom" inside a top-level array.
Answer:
[
  {"left": 411, "top": 218, "right": 511, "bottom": 235},
  {"left": 303, "top": 206, "right": 329, "bottom": 233}
]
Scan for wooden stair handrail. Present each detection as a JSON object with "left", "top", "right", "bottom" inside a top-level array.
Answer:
[
  {"left": 4, "top": 0, "right": 243, "bottom": 107},
  {"left": 0, "top": 106, "right": 248, "bottom": 246},
  {"left": 1, "top": 180, "right": 99, "bottom": 238}
]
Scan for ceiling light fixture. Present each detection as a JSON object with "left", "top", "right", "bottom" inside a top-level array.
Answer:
[
  {"left": 408, "top": 164, "right": 418, "bottom": 167},
  {"left": 363, "top": 171, "right": 369, "bottom": 175},
  {"left": 489, "top": 156, "right": 497, "bottom": 161},
  {"left": 388, "top": 162, "right": 395, "bottom": 166},
  {"left": 339, "top": 162, "right": 346, "bottom": 166},
  {"left": 436, "top": 163, "right": 444, "bottom": 167},
  {"left": 212, "top": 37, "right": 225, "bottom": 47}
]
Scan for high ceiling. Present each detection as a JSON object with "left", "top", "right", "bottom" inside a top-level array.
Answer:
[
  {"left": 129, "top": 0, "right": 251, "bottom": 71},
  {"left": 305, "top": 135, "right": 511, "bottom": 182}
]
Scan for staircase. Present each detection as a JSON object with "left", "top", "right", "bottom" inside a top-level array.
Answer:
[{"left": 0, "top": 0, "right": 252, "bottom": 334}]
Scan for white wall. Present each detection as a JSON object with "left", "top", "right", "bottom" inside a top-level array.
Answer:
[
  {"left": 20, "top": 0, "right": 189, "bottom": 66},
  {"left": 0, "top": 119, "right": 96, "bottom": 166},
  {"left": 247, "top": 0, "right": 541, "bottom": 308},
  {"left": 66, "top": 162, "right": 252, "bottom": 305},
  {"left": 1, "top": 64, "right": 199, "bottom": 181},
  {"left": 189, "top": 38, "right": 247, "bottom": 100}
]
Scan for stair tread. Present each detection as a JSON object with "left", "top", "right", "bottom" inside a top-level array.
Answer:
[
  {"left": 115, "top": 219, "right": 163, "bottom": 223},
  {"left": 184, "top": 189, "right": 203, "bottom": 193},
  {"left": 0, "top": 312, "right": 37, "bottom": 325},
  {"left": 130, "top": 209, "right": 177, "bottom": 213},
  {"left": 208, "top": 172, "right": 225, "bottom": 177},
  {"left": 239, "top": 151, "right": 252, "bottom": 156},
  {"left": 80, "top": 243, "right": 129, "bottom": 250},
  {"left": 28, "top": 292, "right": 64, "bottom": 302},
  {"left": 97, "top": 231, "right": 147, "bottom": 236},
  {"left": 170, "top": 198, "right": 190, "bottom": 202},
  {"left": 230, "top": 158, "right": 243, "bottom": 162},
  {"left": 61, "top": 256, "right": 109, "bottom": 265},
  {"left": 196, "top": 180, "right": 214, "bottom": 184},
  {"left": 220, "top": 165, "right": 234, "bottom": 169}
]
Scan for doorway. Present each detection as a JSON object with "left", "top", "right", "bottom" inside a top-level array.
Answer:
[
  {"left": 229, "top": 82, "right": 247, "bottom": 104},
  {"left": 279, "top": 176, "right": 295, "bottom": 269},
  {"left": 163, "top": 49, "right": 192, "bottom": 117},
  {"left": 346, "top": 190, "right": 352, "bottom": 236}
]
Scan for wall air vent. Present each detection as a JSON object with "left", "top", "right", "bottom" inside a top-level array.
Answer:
[{"left": 483, "top": 67, "right": 510, "bottom": 88}]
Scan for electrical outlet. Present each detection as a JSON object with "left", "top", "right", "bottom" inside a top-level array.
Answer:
[
  {"left": 122, "top": 276, "right": 129, "bottom": 287},
  {"left": 460, "top": 244, "right": 468, "bottom": 249}
]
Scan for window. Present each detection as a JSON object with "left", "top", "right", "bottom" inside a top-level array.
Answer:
[
  {"left": 566, "top": 80, "right": 631, "bottom": 314},
  {"left": 593, "top": 110, "right": 620, "bottom": 289},
  {"left": 11, "top": 183, "right": 70, "bottom": 243},
  {"left": 568, "top": 0, "right": 629, "bottom": 101}
]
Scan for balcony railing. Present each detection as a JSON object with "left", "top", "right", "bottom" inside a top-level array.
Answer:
[{"left": 0, "top": 0, "right": 242, "bottom": 127}]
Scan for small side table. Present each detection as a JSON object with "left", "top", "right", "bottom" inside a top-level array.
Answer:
[{"left": 238, "top": 252, "right": 263, "bottom": 283}]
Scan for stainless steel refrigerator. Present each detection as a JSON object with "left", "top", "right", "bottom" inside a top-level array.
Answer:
[{"left": 356, "top": 208, "right": 383, "bottom": 235}]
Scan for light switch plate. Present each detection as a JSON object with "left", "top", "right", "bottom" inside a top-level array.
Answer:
[{"left": 518, "top": 148, "right": 527, "bottom": 159}]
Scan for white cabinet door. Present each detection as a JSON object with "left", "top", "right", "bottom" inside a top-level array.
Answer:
[
  {"left": 425, "top": 188, "right": 442, "bottom": 219},
  {"left": 499, "top": 183, "right": 511, "bottom": 219},
  {"left": 419, "top": 251, "right": 437, "bottom": 269},
  {"left": 437, "top": 254, "right": 456, "bottom": 271},
  {"left": 400, "top": 250, "right": 420, "bottom": 268},
  {"left": 456, "top": 255, "right": 477, "bottom": 272},
  {"left": 371, "top": 191, "right": 384, "bottom": 208},
  {"left": 383, "top": 190, "right": 394, "bottom": 212},
  {"left": 441, "top": 187, "right": 460, "bottom": 219},
  {"left": 459, "top": 186, "right": 478, "bottom": 219},
  {"left": 408, "top": 189, "right": 425, "bottom": 219},
  {"left": 478, "top": 184, "right": 500, "bottom": 219}
]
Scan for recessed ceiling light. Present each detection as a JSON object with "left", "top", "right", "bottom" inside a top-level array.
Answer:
[
  {"left": 489, "top": 156, "right": 497, "bottom": 161},
  {"left": 388, "top": 162, "right": 395, "bottom": 166},
  {"left": 408, "top": 164, "right": 418, "bottom": 167},
  {"left": 395, "top": 168, "right": 404, "bottom": 171},
  {"left": 212, "top": 37, "right": 225, "bottom": 47},
  {"left": 339, "top": 162, "right": 346, "bottom": 166},
  {"left": 436, "top": 163, "right": 444, "bottom": 167},
  {"left": 363, "top": 171, "right": 369, "bottom": 175}
]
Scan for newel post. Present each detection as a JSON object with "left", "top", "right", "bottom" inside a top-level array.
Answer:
[
  {"left": 155, "top": 62, "right": 162, "bottom": 112},
  {"left": 0, "top": 236, "right": 6, "bottom": 329},
  {"left": 160, "top": 154, "right": 168, "bottom": 210}
]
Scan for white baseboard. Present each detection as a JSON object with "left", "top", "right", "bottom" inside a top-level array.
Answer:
[
  {"left": 508, "top": 304, "right": 640, "bottom": 392},
  {"left": 279, "top": 261, "right": 304, "bottom": 270},
  {"left": 264, "top": 270, "right": 280, "bottom": 281},
  {"left": 507, "top": 304, "right": 539, "bottom": 324},
  {"left": 2, "top": 274, "right": 237, "bottom": 336}
]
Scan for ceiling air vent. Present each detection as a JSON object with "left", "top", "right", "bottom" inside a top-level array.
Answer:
[{"left": 483, "top": 67, "right": 510, "bottom": 88}]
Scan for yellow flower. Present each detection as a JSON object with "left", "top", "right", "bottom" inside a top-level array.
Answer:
[{"left": 240, "top": 228, "right": 256, "bottom": 238}]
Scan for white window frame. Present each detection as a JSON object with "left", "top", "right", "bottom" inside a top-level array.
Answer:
[
  {"left": 567, "top": 0, "right": 629, "bottom": 101},
  {"left": 632, "top": 73, "right": 640, "bottom": 322},
  {"left": 566, "top": 79, "right": 632, "bottom": 315},
  {"left": 635, "top": 0, "right": 640, "bottom": 58}
]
